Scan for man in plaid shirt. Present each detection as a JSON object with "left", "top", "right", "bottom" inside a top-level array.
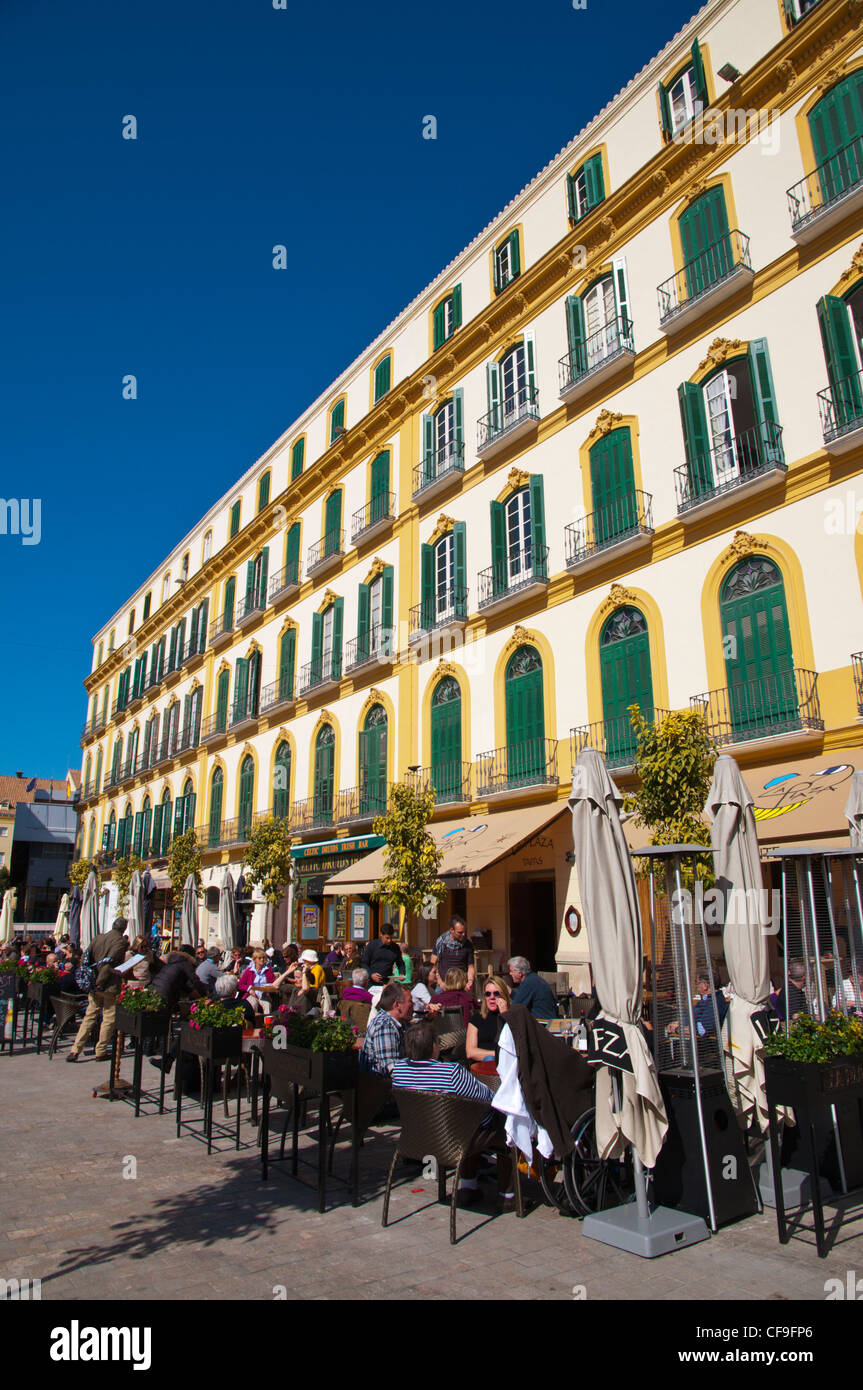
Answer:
[{"left": 359, "top": 981, "right": 414, "bottom": 1074}]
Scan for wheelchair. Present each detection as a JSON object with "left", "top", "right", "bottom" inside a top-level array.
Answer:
[{"left": 537, "top": 1104, "right": 636, "bottom": 1218}]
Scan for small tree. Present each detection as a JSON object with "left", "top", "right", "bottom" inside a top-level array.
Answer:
[
  {"left": 113, "top": 854, "right": 145, "bottom": 914},
  {"left": 167, "top": 829, "right": 202, "bottom": 905},
  {"left": 69, "top": 857, "right": 101, "bottom": 891},
  {"left": 627, "top": 705, "right": 717, "bottom": 885},
  {"left": 370, "top": 783, "right": 445, "bottom": 938},
  {"left": 245, "top": 815, "right": 293, "bottom": 908}
]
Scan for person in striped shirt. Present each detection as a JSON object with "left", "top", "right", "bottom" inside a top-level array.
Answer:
[{"left": 392, "top": 1021, "right": 494, "bottom": 1104}]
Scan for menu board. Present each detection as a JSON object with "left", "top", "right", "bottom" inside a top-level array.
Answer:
[
  {"left": 351, "top": 902, "right": 370, "bottom": 941},
  {"left": 301, "top": 904, "right": 320, "bottom": 940}
]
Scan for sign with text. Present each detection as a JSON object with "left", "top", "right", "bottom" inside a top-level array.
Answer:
[{"left": 586, "top": 1019, "right": 634, "bottom": 1073}]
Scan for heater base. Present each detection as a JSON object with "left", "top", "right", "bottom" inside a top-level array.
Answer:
[{"left": 582, "top": 1203, "right": 710, "bottom": 1258}]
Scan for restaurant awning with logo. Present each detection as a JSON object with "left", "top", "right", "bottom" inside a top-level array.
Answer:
[
  {"left": 290, "top": 835, "right": 385, "bottom": 898},
  {"left": 322, "top": 802, "right": 569, "bottom": 896}
]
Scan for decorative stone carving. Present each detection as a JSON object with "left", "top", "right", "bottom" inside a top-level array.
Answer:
[
  {"left": 321, "top": 588, "right": 338, "bottom": 608},
  {"left": 435, "top": 658, "right": 459, "bottom": 678},
  {"left": 719, "top": 531, "right": 770, "bottom": 566},
  {"left": 818, "top": 61, "right": 847, "bottom": 93},
  {"left": 588, "top": 409, "right": 624, "bottom": 441},
  {"left": 686, "top": 178, "right": 707, "bottom": 202},
  {"left": 697, "top": 337, "right": 747, "bottom": 374},
  {"left": 365, "top": 558, "right": 386, "bottom": 581},
  {"left": 837, "top": 240, "right": 863, "bottom": 289},
  {"left": 776, "top": 58, "right": 795, "bottom": 90},
  {"left": 599, "top": 583, "right": 638, "bottom": 615},
  {"left": 653, "top": 169, "right": 671, "bottom": 195},
  {"left": 505, "top": 467, "right": 530, "bottom": 494}
]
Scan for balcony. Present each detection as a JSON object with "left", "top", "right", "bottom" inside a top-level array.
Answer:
[
  {"left": 143, "top": 669, "right": 162, "bottom": 696},
  {"left": 853, "top": 653, "right": 863, "bottom": 717},
  {"left": 200, "top": 711, "right": 230, "bottom": 746},
  {"left": 570, "top": 709, "right": 669, "bottom": 773},
  {"left": 299, "top": 653, "right": 343, "bottom": 697},
  {"left": 787, "top": 136, "right": 863, "bottom": 243},
  {"left": 674, "top": 421, "right": 786, "bottom": 519},
  {"left": 268, "top": 559, "right": 301, "bottom": 608},
  {"left": 336, "top": 782, "right": 391, "bottom": 826},
  {"left": 182, "top": 634, "right": 207, "bottom": 668},
  {"left": 351, "top": 493, "right": 395, "bottom": 546},
  {"left": 475, "top": 738, "right": 558, "bottom": 798},
  {"left": 230, "top": 697, "right": 260, "bottom": 737},
  {"left": 408, "top": 762, "right": 472, "bottom": 805},
  {"left": 289, "top": 796, "right": 339, "bottom": 835},
  {"left": 412, "top": 441, "right": 466, "bottom": 502},
  {"left": 477, "top": 546, "right": 549, "bottom": 615},
  {"left": 307, "top": 529, "right": 344, "bottom": 579},
  {"left": 408, "top": 588, "right": 469, "bottom": 645},
  {"left": 212, "top": 817, "right": 255, "bottom": 850},
  {"left": 208, "top": 614, "right": 234, "bottom": 651},
  {"left": 565, "top": 491, "right": 654, "bottom": 572},
  {"left": 111, "top": 699, "right": 128, "bottom": 722},
  {"left": 657, "top": 230, "right": 753, "bottom": 332},
  {"left": 344, "top": 627, "right": 395, "bottom": 674},
  {"left": 236, "top": 591, "right": 266, "bottom": 631},
  {"left": 558, "top": 316, "right": 635, "bottom": 401},
  {"left": 690, "top": 668, "right": 823, "bottom": 750},
  {"left": 817, "top": 368, "right": 863, "bottom": 453},
  {"left": 104, "top": 768, "right": 121, "bottom": 794},
  {"left": 81, "top": 719, "right": 100, "bottom": 743},
  {"left": 259, "top": 677, "right": 295, "bottom": 718},
  {"left": 79, "top": 781, "right": 97, "bottom": 801},
  {"left": 476, "top": 387, "right": 540, "bottom": 459}
]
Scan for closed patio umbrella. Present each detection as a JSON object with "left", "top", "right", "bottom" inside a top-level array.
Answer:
[
  {"left": 219, "top": 868, "right": 238, "bottom": 950},
  {"left": 141, "top": 870, "right": 156, "bottom": 934},
  {"left": 54, "top": 892, "right": 70, "bottom": 938},
  {"left": 68, "top": 884, "right": 83, "bottom": 948},
  {"left": 845, "top": 770, "right": 863, "bottom": 848},
  {"left": 127, "top": 870, "right": 144, "bottom": 940},
  {"left": 0, "top": 887, "right": 17, "bottom": 946},
  {"left": 80, "top": 871, "right": 100, "bottom": 952},
  {"left": 705, "top": 755, "right": 773, "bottom": 1132},
  {"left": 180, "top": 874, "right": 199, "bottom": 947}
]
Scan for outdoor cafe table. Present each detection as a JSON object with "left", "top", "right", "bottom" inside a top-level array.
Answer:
[{"left": 259, "top": 1037, "right": 360, "bottom": 1213}]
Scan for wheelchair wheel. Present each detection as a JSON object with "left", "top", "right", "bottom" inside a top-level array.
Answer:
[
  {"left": 538, "top": 1153, "right": 578, "bottom": 1216},
  {"left": 563, "top": 1107, "right": 635, "bottom": 1217}
]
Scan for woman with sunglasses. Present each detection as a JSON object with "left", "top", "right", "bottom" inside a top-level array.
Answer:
[{"left": 466, "top": 974, "right": 511, "bottom": 1065}]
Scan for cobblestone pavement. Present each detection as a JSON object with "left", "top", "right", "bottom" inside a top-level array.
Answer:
[{"left": 2, "top": 1041, "right": 862, "bottom": 1302}]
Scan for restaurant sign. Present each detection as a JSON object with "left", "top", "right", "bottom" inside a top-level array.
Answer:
[{"left": 292, "top": 835, "right": 385, "bottom": 896}]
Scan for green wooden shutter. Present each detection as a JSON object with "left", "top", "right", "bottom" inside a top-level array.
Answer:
[
  {"left": 566, "top": 296, "right": 587, "bottom": 377},
  {"left": 679, "top": 188, "right": 731, "bottom": 298},
  {"left": 721, "top": 563, "right": 796, "bottom": 736},
  {"left": 176, "top": 619, "right": 186, "bottom": 665},
  {"left": 505, "top": 649, "right": 545, "bottom": 782},
  {"left": 167, "top": 627, "right": 178, "bottom": 671},
  {"left": 452, "top": 388, "right": 464, "bottom": 448},
  {"left": 600, "top": 610, "right": 654, "bottom": 763},
  {"left": 381, "top": 566, "right": 394, "bottom": 654},
  {"left": 374, "top": 356, "right": 391, "bottom": 401},
  {"left": 817, "top": 295, "right": 863, "bottom": 423},
  {"left": 423, "top": 414, "right": 435, "bottom": 482},
  {"left": 248, "top": 650, "right": 261, "bottom": 715},
  {"left": 278, "top": 628, "right": 296, "bottom": 700},
  {"left": 186, "top": 790, "right": 196, "bottom": 831},
  {"left": 274, "top": 744, "right": 291, "bottom": 818},
  {"left": 209, "top": 774, "right": 223, "bottom": 847},
  {"left": 230, "top": 500, "right": 241, "bottom": 537},
  {"left": 324, "top": 491, "right": 341, "bottom": 549},
  {"left": 452, "top": 283, "right": 462, "bottom": 329},
  {"left": 332, "top": 597, "right": 344, "bottom": 680},
  {"left": 691, "top": 38, "right": 708, "bottom": 106},
  {"left": 566, "top": 172, "right": 578, "bottom": 221},
  {"left": 238, "top": 758, "right": 254, "bottom": 838},
  {"left": 491, "top": 499, "right": 507, "bottom": 595},
  {"left": 584, "top": 153, "right": 605, "bottom": 210},
  {"left": 678, "top": 381, "right": 713, "bottom": 497},
  {"left": 223, "top": 576, "right": 235, "bottom": 629},
  {"left": 509, "top": 229, "right": 521, "bottom": 277},
  {"left": 330, "top": 399, "right": 345, "bottom": 443},
  {"left": 453, "top": 522, "right": 466, "bottom": 617},
  {"left": 589, "top": 428, "right": 636, "bottom": 543},
  {"left": 747, "top": 339, "right": 784, "bottom": 464},
  {"left": 528, "top": 474, "right": 547, "bottom": 576},
  {"left": 132, "top": 811, "right": 143, "bottom": 855},
  {"left": 524, "top": 331, "right": 537, "bottom": 407},
  {"left": 357, "top": 581, "right": 370, "bottom": 659},
  {"left": 421, "top": 543, "right": 435, "bottom": 628},
  {"left": 291, "top": 438, "right": 305, "bottom": 480},
  {"left": 487, "top": 360, "right": 501, "bottom": 434},
  {"left": 234, "top": 657, "right": 249, "bottom": 720},
  {"left": 370, "top": 451, "right": 389, "bottom": 515},
  {"left": 182, "top": 695, "right": 192, "bottom": 749},
  {"left": 433, "top": 300, "right": 447, "bottom": 351},
  {"left": 143, "top": 592, "right": 151, "bottom": 620},
  {"left": 142, "top": 804, "right": 152, "bottom": 856},
  {"left": 258, "top": 472, "right": 270, "bottom": 512},
  {"left": 259, "top": 546, "right": 269, "bottom": 607},
  {"left": 151, "top": 803, "right": 163, "bottom": 856},
  {"left": 216, "top": 669, "right": 229, "bottom": 730},
  {"left": 658, "top": 81, "right": 672, "bottom": 139},
  {"left": 311, "top": 611, "right": 323, "bottom": 678},
  {"left": 244, "top": 560, "right": 256, "bottom": 614},
  {"left": 286, "top": 522, "right": 301, "bottom": 582},
  {"left": 431, "top": 679, "right": 462, "bottom": 800},
  {"left": 198, "top": 598, "right": 209, "bottom": 652},
  {"left": 612, "top": 256, "right": 631, "bottom": 339}
]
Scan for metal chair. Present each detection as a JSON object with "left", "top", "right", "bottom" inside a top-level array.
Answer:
[
  {"left": 47, "top": 993, "right": 89, "bottom": 1059},
  {"left": 382, "top": 1088, "right": 523, "bottom": 1244}
]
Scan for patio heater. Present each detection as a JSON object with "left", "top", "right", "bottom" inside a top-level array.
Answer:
[
  {"left": 765, "top": 846, "right": 863, "bottom": 1197},
  {"left": 639, "top": 845, "right": 760, "bottom": 1232}
]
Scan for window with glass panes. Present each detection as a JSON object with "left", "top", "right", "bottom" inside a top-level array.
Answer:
[
  {"left": 658, "top": 40, "right": 708, "bottom": 139},
  {"left": 433, "top": 285, "right": 462, "bottom": 350},
  {"left": 436, "top": 533, "right": 455, "bottom": 620},
  {"left": 373, "top": 356, "right": 391, "bottom": 402},
  {"left": 677, "top": 340, "right": 782, "bottom": 501},
  {"left": 368, "top": 575, "right": 382, "bottom": 652},
  {"left": 330, "top": 399, "right": 345, "bottom": 443},
  {"left": 583, "top": 276, "right": 618, "bottom": 368},
  {"left": 322, "top": 606, "right": 334, "bottom": 674},
  {"left": 566, "top": 154, "right": 604, "bottom": 223},
  {"left": 501, "top": 343, "right": 528, "bottom": 419},
  {"left": 506, "top": 490, "right": 532, "bottom": 583},
  {"left": 494, "top": 233, "right": 520, "bottom": 293}
]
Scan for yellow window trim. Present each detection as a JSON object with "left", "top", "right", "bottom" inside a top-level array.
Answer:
[{"left": 584, "top": 584, "right": 670, "bottom": 728}]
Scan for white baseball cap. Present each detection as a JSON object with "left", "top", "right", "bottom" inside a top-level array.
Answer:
[{"left": 299, "top": 949, "right": 319, "bottom": 963}]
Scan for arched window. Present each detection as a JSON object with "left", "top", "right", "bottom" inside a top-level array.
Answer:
[
  {"left": 431, "top": 677, "right": 463, "bottom": 802},
  {"left": 421, "top": 392, "right": 464, "bottom": 487},
  {"left": 313, "top": 725, "right": 335, "bottom": 825},
  {"left": 719, "top": 557, "right": 796, "bottom": 738},
  {"left": 87, "top": 818, "right": 96, "bottom": 859},
  {"left": 141, "top": 796, "right": 152, "bottom": 857},
  {"left": 359, "top": 705, "right": 387, "bottom": 816},
  {"left": 215, "top": 668, "right": 230, "bottom": 733},
  {"left": 257, "top": 471, "right": 271, "bottom": 513},
  {"left": 119, "top": 802, "right": 133, "bottom": 856},
  {"left": 677, "top": 341, "right": 782, "bottom": 507},
  {"left": 84, "top": 754, "right": 92, "bottom": 795},
  {"left": 208, "top": 769, "right": 223, "bottom": 849},
  {"left": 238, "top": 755, "right": 255, "bottom": 840},
  {"left": 273, "top": 742, "right": 291, "bottom": 820},
  {"left": 202, "top": 529, "right": 212, "bottom": 562},
  {"left": 600, "top": 607, "right": 654, "bottom": 765},
  {"left": 178, "top": 777, "right": 196, "bottom": 836},
  {"left": 106, "top": 809, "right": 117, "bottom": 855},
  {"left": 588, "top": 426, "right": 638, "bottom": 545},
  {"left": 94, "top": 747, "right": 103, "bottom": 794},
  {"left": 808, "top": 71, "right": 863, "bottom": 203},
  {"left": 222, "top": 576, "right": 236, "bottom": 633},
  {"left": 504, "top": 645, "right": 545, "bottom": 784}
]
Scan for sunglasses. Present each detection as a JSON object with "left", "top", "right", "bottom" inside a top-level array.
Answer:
[{"left": 484, "top": 990, "right": 501, "bottom": 999}]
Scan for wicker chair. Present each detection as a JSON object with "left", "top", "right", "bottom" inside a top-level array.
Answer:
[
  {"left": 339, "top": 999, "right": 371, "bottom": 1033},
  {"left": 382, "top": 1088, "right": 523, "bottom": 1244}
]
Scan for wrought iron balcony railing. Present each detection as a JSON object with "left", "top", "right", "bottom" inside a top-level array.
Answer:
[
  {"left": 412, "top": 441, "right": 466, "bottom": 497},
  {"left": 477, "top": 386, "right": 539, "bottom": 453},
  {"left": 268, "top": 558, "right": 301, "bottom": 604},
  {"left": 570, "top": 709, "right": 669, "bottom": 771},
  {"left": 853, "top": 653, "right": 863, "bottom": 716},
  {"left": 307, "top": 529, "right": 344, "bottom": 573},
  {"left": 408, "top": 762, "right": 472, "bottom": 804},
  {"left": 299, "top": 652, "right": 343, "bottom": 695},
  {"left": 674, "top": 421, "right": 785, "bottom": 514},
  {"left": 558, "top": 315, "right": 635, "bottom": 394},
  {"left": 237, "top": 590, "right": 266, "bottom": 625},
  {"left": 565, "top": 490, "right": 653, "bottom": 565},
  {"left": 690, "top": 668, "right": 823, "bottom": 747},
  {"left": 182, "top": 632, "right": 207, "bottom": 664},
  {"left": 230, "top": 694, "right": 260, "bottom": 729},
  {"left": 475, "top": 737, "right": 558, "bottom": 796},
  {"left": 208, "top": 613, "right": 234, "bottom": 647},
  {"left": 200, "top": 711, "right": 230, "bottom": 742},
  {"left": 337, "top": 781, "right": 391, "bottom": 823},
  {"left": 258, "top": 676, "right": 295, "bottom": 715},
  {"left": 289, "top": 796, "right": 339, "bottom": 834},
  {"left": 344, "top": 627, "right": 395, "bottom": 672},
  {"left": 657, "top": 229, "right": 751, "bottom": 324},
  {"left": 409, "top": 587, "right": 469, "bottom": 634},
  {"left": 817, "top": 368, "right": 863, "bottom": 444},
  {"left": 477, "top": 545, "right": 549, "bottom": 610},
  {"left": 351, "top": 493, "right": 395, "bottom": 543},
  {"left": 787, "top": 135, "right": 863, "bottom": 234}
]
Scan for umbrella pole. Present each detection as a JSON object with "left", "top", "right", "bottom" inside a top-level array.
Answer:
[{"left": 610, "top": 1069, "right": 651, "bottom": 1219}]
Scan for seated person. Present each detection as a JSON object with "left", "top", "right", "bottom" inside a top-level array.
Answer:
[
  {"left": 213, "top": 971, "right": 258, "bottom": 1026},
  {"left": 196, "top": 947, "right": 223, "bottom": 994},
  {"left": 433, "top": 968, "right": 476, "bottom": 1029},
  {"left": 507, "top": 956, "right": 556, "bottom": 1021},
  {"left": 237, "top": 948, "right": 277, "bottom": 1016},
  {"left": 342, "top": 968, "right": 373, "bottom": 1005},
  {"left": 322, "top": 941, "right": 344, "bottom": 968},
  {"left": 466, "top": 975, "right": 511, "bottom": 1064},
  {"left": 359, "top": 982, "right": 413, "bottom": 1074},
  {"left": 775, "top": 958, "right": 808, "bottom": 1022},
  {"left": 411, "top": 963, "right": 439, "bottom": 1016},
  {"left": 298, "top": 949, "right": 325, "bottom": 989},
  {"left": 279, "top": 963, "right": 320, "bottom": 1016},
  {"left": 392, "top": 950, "right": 414, "bottom": 985},
  {"left": 150, "top": 944, "right": 206, "bottom": 1011},
  {"left": 667, "top": 973, "right": 729, "bottom": 1038}
]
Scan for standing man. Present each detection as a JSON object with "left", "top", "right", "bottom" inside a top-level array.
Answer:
[
  {"left": 432, "top": 914, "right": 475, "bottom": 992},
  {"left": 67, "top": 917, "right": 130, "bottom": 1063},
  {"left": 361, "top": 923, "right": 403, "bottom": 985}
]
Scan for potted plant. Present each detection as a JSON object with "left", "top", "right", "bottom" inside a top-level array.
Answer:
[
  {"left": 262, "top": 1007, "right": 359, "bottom": 1091},
  {"left": 25, "top": 965, "right": 61, "bottom": 1006},
  {"left": 180, "top": 998, "right": 245, "bottom": 1062},
  {"left": 115, "top": 985, "right": 172, "bottom": 1041}
]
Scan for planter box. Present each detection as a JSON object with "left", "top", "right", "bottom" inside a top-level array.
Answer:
[
  {"left": 765, "top": 1053, "right": 863, "bottom": 1108},
  {"left": 26, "top": 979, "right": 60, "bottom": 1005},
  {"left": 179, "top": 1021, "right": 243, "bottom": 1062},
  {"left": 262, "top": 1038, "right": 358, "bottom": 1095},
  {"left": 116, "top": 1005, "right": 172, "bottom": 1041}
]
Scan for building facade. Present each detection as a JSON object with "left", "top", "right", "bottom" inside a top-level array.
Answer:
[
  {"left": 77, "top": 0, "right": 863, "bottom": 964},
  {"left": 0, "top": 774, "right": 80, "bottom": 924}
]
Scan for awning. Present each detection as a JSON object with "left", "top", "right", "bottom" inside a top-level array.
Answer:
[
  {"left": 322, "top": 800, "right": 568, "bottom": 896},
  {"left": 290, "top": 835, "right": 384, "bottom": 860}
]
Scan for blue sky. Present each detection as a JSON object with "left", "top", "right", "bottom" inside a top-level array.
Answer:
[{"left": 0, "top": 0, "right": 699, "bottom": 778}]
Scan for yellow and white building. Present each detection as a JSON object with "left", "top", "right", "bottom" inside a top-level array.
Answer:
[{"left": 77, "top": 0, "right": 863, "bottom": 963}]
